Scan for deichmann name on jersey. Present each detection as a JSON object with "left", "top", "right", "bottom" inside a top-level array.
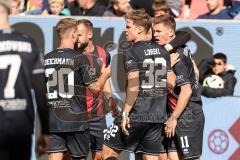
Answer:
[{"left": 44, "top": 58, "right": 74, "bottom": 66}]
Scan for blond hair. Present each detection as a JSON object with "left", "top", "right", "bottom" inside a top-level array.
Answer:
[
  {"left": 125, "top": 9, "right": 151, "bottom": 33},
  {"left": 56, "top": 18, "right": 77, "bottom": 39}
]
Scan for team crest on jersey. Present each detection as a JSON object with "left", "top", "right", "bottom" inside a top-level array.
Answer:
[
  {"left": 125, "top": 59, "right": 134, "bottom": 68},
  {"left": 87, "top": 67, "right": 96, "bottom": 79},
  {"left": 97, "top": 58, "right": 103, "bottom": 66}
]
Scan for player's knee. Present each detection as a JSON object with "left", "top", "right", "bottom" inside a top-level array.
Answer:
[
  {"left": 92, "top": 151, "right": 103, "bottom": 160},
  {"left": 102, "top": 145, "right": 119, "bottom": 160}
]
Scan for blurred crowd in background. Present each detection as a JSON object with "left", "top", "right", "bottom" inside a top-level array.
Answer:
[{"left": 8, "top": 0, "right": 240, "bottom": 19}]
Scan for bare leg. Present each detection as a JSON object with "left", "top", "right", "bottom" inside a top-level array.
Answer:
[
  {"left": 48, "top": 152, "right": 64, "bottom": 160},
  {"left": 167, "top": 151, "right": 180, "bottom": 160},
  {"left": 102, "top": 144, "right": 120, "bottom": 160},
  {"left": 92, "top": 151, "right": 103, "bottom": 160},
  {"left": 142, "top": 154, "right": 159, "bottom": 160}
]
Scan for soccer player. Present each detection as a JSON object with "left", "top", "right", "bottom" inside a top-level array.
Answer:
[
  {"left": 152, "top": 15, "right": 205, "bottom": 160},
  {"left": 76, "top": 19, "right": 118, "bottom": 160},
  {"left": 0, "top": 0, "right": 48, "bottom": 160},
  {"left": 103, "top": 9, "right": 171, "bottom": 160},
  {"left": 45, "top": 18, "right": 111, "bottom": 160}
]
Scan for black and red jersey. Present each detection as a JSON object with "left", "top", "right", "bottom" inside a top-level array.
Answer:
[
  {"left": 83, "top": 45, "right": 110, "bottom": 119},
  {"left": 124, "top": 40, "right": 171, "bottom": 123}
]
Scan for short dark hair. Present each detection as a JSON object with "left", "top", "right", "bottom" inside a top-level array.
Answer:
[
  {"left": 77, "top": 19, "right": 93, "bottom": 30},
  {"left": 125, "top": 9, "right": 152, "bottom": 34},
  {"left": 153, "top": 14, "right": 176, "bottom": 32},
  {"left": 214, "top": 53, "right": 227, "bottom": 63}
]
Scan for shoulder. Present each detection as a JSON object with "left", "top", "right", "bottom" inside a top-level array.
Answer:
[{"left": 12, "top": 30, "right": 35, "bottom": 43}]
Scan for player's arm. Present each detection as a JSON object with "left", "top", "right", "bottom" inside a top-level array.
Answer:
[
  {"left": 171, "top": 83, "right": 192, "bottom": 120},
  {"left": 102, "top": 50, "right": 119, "bottom": 117},
  {"left": 102, "top": 50, "right": 112, "bottom": 97},
  {"left": 32, "top": 73, "right": 49, "bottom": 155},
  {"left": 31, "top": 41, "right": 49, "bottom": 154},
  {"left": 192, "top": 59, "right": 199, "bottom": 81},
  {"left": 121, "top": 70, "right": 140, "bottom": 135},
  {"left": 121, "top": 49, "right": 139, "bottom": 135},
  {"left": 165, "top": 60, "right": 192, "bottom": 138},
  {"left": 167, "top": 52, "right": 179, "bottom": 92},
  {"left": 164, "top": 31, "right": 191, "bottom": 52},
  {"left": 103, "top": 79, "right": 119, "bottom": 117},
  {"left": 167, "top": 71, "right": 176, "bottom": 93},
  {"left": 88, "top": 63, "right": 111, "bottom": 94}
]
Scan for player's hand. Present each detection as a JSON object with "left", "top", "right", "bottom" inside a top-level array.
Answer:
[
  {"left": 121, "top": 116, "right": 131, "bottom": 136},
  {"left": 101, "top": 63, "right": 111, "bottom": 78},
  {"left": 164, "top": 115, "right": 177, "bottom": 138},
  {"left": 36, "top": 134, "right": 49, "bottom": 156},
  {"left": 109, "top": 97, "right": 119, "bottom": 117},
  {"left": 170, "top": 52, "right": 180, "bottom": 68}
]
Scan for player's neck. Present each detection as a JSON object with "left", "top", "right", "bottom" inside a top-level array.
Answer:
[
  {"left": 134, "top": 34, "right": 151, "bottom": 43},
  {"left": 58, "top": 39, "right": 74, "bottom": 49},
  {"left": 84, "top": 41, "right": 94, "bottom": 53}
]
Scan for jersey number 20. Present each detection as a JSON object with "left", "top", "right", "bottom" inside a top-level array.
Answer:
[{"left": 45, "top": 68, "right": 74, "bottom": 99}]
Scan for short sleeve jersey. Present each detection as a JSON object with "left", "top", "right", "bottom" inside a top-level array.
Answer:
[
  {"left": 124, "top": 41, "right": 171, "bottom": 123},
  {"left": 44, "top": 48, "right": 101, "bottom": 132},
  {"left": 0, "top": 29, "right": 44, "bottom": 135},
  {"left": 168, "top": 46, "right": 202, "bottom": 110}
]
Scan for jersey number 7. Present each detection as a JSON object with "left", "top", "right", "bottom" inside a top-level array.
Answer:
[{"left": 0, "top": 55, "right": 21, "bottom": 98}]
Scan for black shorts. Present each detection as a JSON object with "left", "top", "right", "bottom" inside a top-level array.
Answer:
[
  {"left": 168, "top": 105, "right": 205, "bottom": 159},
  {"left": 104, "top": 117, "right": 167, "bottom": 155},
  {"left": 89, "top": 117, "right": 107, "bottom": 151},
  {"left": 0, "top": 135, "right": 32, "bottom": 160},
  {"left": 48, "top": 131, "right": 90, "bottom": 158}
]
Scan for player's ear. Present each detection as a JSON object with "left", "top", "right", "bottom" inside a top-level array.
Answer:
[
  {"left": 88, "top": 31, "right": 93, "bottom": 39},
  {"left": 224, "top": 63, "right": 227, "bottom": 69},
  {"left": 137, "top": 26, "right": 143, "bottom": 34},
  {"left": 169, "top": 28, "right": 175, "bottom": 37},
  {"left": 72, "top": 30, "right": 78, "bottom": 42},
  {"left": 113, "top": 3, "right": 118, "bottom": 10}
]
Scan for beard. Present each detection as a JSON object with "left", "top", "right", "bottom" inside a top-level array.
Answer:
[{"left": 75, "top": 41, "right": 88, "bottom": 52}]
